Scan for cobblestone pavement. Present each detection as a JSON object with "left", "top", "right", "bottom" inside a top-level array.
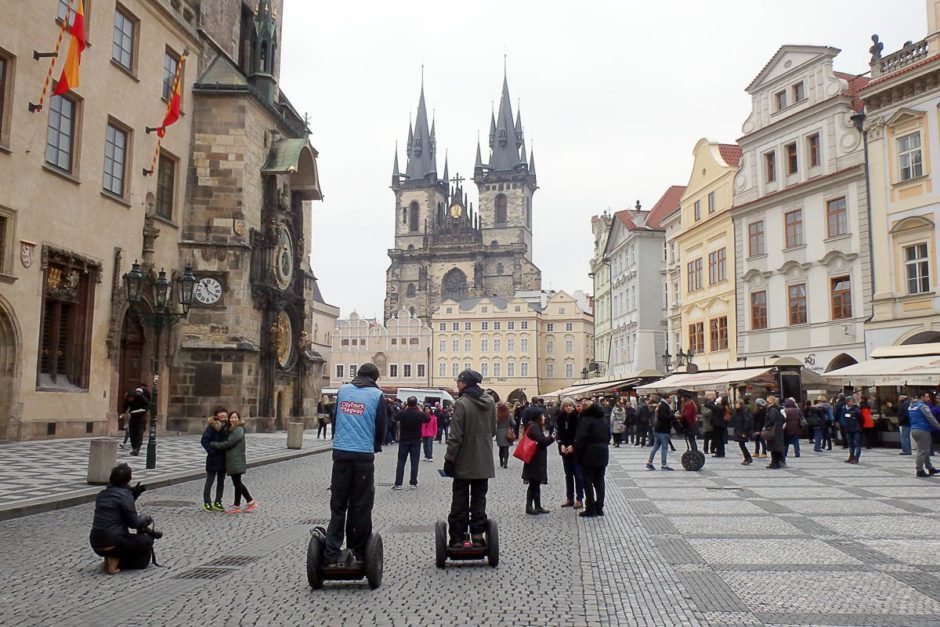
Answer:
[{"left": 1, "top": 438, "right": 940, "bottom": 626}]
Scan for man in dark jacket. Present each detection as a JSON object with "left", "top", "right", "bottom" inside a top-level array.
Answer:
[
  {"left": 89, "top": 463, "right": 154, "bottom": 574},
  {"left": 443, "top": 369, "right": 496, "bottom": 547},
  {"left": 842, "top": 396, "right": 863, "bottom": 464},
  {"left": 705, "top": 395, "right": 726, "bottom": 458},
  {"left": 200, "top": 408, "right": 227, "bottom": 511},
  {"left": 325, "top": 363, "right": 387, "bottom": 566},
  {"left": 635, "top": 398, "right": 652, "bottom": 447},
  {"left": 521, "top": 398, "right": 545, "bottom": 430},
  {"left": 574, "top": 404, "right": 609, "bottom": 517},
  {"left": 393, "top": 396, "right": 429, "bottom": 489},
  {"left": 122, "top": 387, "right": 150, "bottom": 456}
]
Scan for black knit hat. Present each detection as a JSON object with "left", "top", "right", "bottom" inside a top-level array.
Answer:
[
  {"left": 357, "top": 363, "right": 380, "bottom": 381},
  {"left": 457, "top": 369, "right": 483, "bottom": 385}
]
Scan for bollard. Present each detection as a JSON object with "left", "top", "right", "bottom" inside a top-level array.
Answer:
[
  {"left": 287, "top": 421, "right": 304, "bottom": 450},
  {"left": 87, "top": 438, "right": 118, "bottom": 485}
]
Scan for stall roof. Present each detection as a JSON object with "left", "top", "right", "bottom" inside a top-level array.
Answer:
[
  {"left": 823, "top": 353, "right": 940, "bottom": 387},
  {"left": 544, "top": 376, "right": 650, "bottom": 400},
  {"left": 636, "top": 367, "right": 773, "bottom": 394}
]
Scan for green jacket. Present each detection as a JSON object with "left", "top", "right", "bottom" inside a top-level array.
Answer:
[
  {"left": 445, "top": 390, "right": 497, "bottom": 480},
  {"left": 211, "top": 422, "right": 247, "bottom": 475}
]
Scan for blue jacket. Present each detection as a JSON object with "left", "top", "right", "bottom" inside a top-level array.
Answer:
[
  {"left": 842, "top": 405, "right": 862, "bottom": 433},
  {"left": 333, "top": 377, "right": 387, "bottom": 461},
  {"left": 909, "top": 400, "right": 940, "bottom": 432}
]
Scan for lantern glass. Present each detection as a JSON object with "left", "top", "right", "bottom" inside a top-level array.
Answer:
[
  {"left": 154, "top": 269, "right": 170, "bottom": 310},
  {"left": 178, "top": 265, "right": 196, "bottom": 312}
]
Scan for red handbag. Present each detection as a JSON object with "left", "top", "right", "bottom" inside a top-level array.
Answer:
[{"left": 513, "top": 430, "right": 537, "bottom": 463}]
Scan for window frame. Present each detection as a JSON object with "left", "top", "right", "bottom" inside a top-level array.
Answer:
[
  {"left": 748, "top": 221, "right": 765, "bottom": 257},
  {"left": 788, "top": 283, "right": 807, "bottom": 325},
  {"left": 0, "top": 50, "right": 12, "bottom": 148},
  {"left": 417, "top": 363, "right": 425, "bottom": 378},
  {"left": 335, "top": 364, "right": 344, "bottom": 379},
  {"left": 784, "top": 209, "right": 804, "bottom": 248},
  {"left": 495, "top": 193, "right": 508, "bottom": 225},
  {"left": 102, "top": 118, "right": 131, "bottom": 199},
  {"left": 764, "top": 151, "right": 777, "bottom": 183},
  {"left": 45, "top": 92, "right": 80, "bottom": 174},
  {"left": 154, "top": 151, "right": 177, "bottom": 221},
  {"left": 750, "top": 290, "right": 767, "bottom": 330},
  {"left": 388, "top": 364, "right": 398, "bottom": 378},
  {"left": 826, "top": 196, "right": 847, "bottom": 238},
  {"left": 791, "top": 82, "right": 805, "bottom": 103},
  {"left": 111, "top": 4, "right": 139, "bottom": 74},
  {"left": 709, "top": 316, "right": 728, "bottom": 351},
  {"left": 707, "top": 191, "right": 715, "bottom": 214},
  {"left": 830, "top": 275, "right": 852, "bottom": 320},
  {"left": 904, "top": 242, "right": 930, "bottom": 295},
  {"left": 37, "top": 256, "right": 97, "bottom": 390},
  {"left": 897, "top": 131, "right": 924, "bottom": 181},
  {"left": 688, "top": 322, "right": 704, "bottom": 354},
  {"left": 402, "top": 364, "right": 412, "bottom": 378},
  {"left": 774, "top": 90, "right": 787, "bottom": 111},
  {"left": 785, "top": 141, "right": 798, "bottom": 176},
  {"left": 807, "top": 132, "right": 820, "bottom": 168},
  {"left": 162, "top": 47, "right": 181, "bottom": 102},
  {"left": 693, "top": 199, "right": 701, "bottom": 221}
]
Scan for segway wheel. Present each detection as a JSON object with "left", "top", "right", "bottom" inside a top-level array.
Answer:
[
  {"left": 486, "top": 519, "right": 499, "bottom": 568},
  {"left": 434, "top": 520, "right": 447, "bottom": 569},
  {"left": 681, "top": 450, "right": 706, "bottom": 471},
  {"left": 306, "top": 527, "right": 326, "bottom": 589},
  {"left": 365, "top": 533, "right": 383, "bottom": 589}
]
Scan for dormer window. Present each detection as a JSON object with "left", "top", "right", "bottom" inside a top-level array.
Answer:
[
  {"left": 774, "top": 90, "right": 787, "bottom": 111},
  {"left": 792, "top": 82, "right": 805, "bottom": 103}
]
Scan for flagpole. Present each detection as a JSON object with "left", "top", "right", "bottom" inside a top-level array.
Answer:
[
  {"left": 29, "top": 0, "right": 75, "bottom": 112},
  {"left": 143, "top": 53, "right": 186, "bottom": 176}
]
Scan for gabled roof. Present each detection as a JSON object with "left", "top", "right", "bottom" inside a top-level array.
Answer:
[
  {"left": 717, "top": 144, "right": 742, "bottom": 168},
  {"left": 746, "top": 45, "right": 840, "bottom": 93},
  {"left": 646, "top": 185, "right": 686, "bottom": 229}
]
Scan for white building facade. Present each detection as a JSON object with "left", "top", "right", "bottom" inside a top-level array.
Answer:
[
  {"left": 329, "top": 310, "right": 432, "bottom": 389},
  {"left": 588, "top": 213, "right": 613, "bottom": 376}
]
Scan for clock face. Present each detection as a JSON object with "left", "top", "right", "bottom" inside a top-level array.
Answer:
[
  {"left": 274, "top": 310, "right": 293, "bottom": 368},
  {"left": 274, "top": 226, "right": 294, "bottom": 290},
  {"left": 449, "top": 203, "right": 462, "bottom": 219},
  {"left": 193, "top": 277, "right": 223, "bottom": 305}
]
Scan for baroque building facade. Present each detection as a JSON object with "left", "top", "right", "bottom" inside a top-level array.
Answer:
[
  {"left": 384, "top": 74, "right": 541, "bottom": 323},
  {"left": 588, "top": 212, "right": 612, "bottom": 376},
  {"left": 732, "top": 45, "right": 870, "bottom": 373},
  {"left": 861, "top": 2, "right": 940, "bottom": 350}
]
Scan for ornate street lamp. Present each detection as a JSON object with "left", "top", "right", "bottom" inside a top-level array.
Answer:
[
  {"left": 661, "top": 349, "right": 672, "bottom": 372},
  {"left": 123, "top": 261, "right": 196, "bottom": 469}
]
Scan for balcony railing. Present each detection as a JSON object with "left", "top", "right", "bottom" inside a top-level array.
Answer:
[{"left": 875, "top": 38, "right": 930, "bottom": 77}]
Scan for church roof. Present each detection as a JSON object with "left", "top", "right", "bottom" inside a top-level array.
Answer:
[
  {"left": 488, "top": 74, "right": 525, "bottom": 172},
  {"left": 405, "top": 80, "right": 437, "bottom": 180},
  {"left": 717, "top": 144, "right": 743, "bottom": 168}
]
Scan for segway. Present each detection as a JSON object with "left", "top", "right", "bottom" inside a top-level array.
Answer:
[
  {"left": 434, "top": 519, "right": 499, "bottom": 568},
  {"left": 306, "top": 526, "right": 383, "bottom": 589},
  {"left": 681, "top": 437, "right": 706, "bottom": 471}
]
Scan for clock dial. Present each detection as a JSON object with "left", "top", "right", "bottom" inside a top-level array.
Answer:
[
  {"left": 193, "top": 277, "right": 223, "bottom": 305},
  {"left": 449, "top": 203, "right": 462, "bottom": 219},
  {"left": 274, "top": 310, "right": 293, "bottom": 368},
  {"left": 274, "top": 226, "right": 294, "bottom": 290}
]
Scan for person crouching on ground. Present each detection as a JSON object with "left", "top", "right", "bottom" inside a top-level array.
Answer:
[
  {"left": 200, "top": 407, "right": 227, "bottom": 512},
  {"left": 211, "top": 411, "right": 257, "bottom": 513},
  {"left": 393, "top": 396, "right": 428, "bottom": 489},
  {"left": 522, "top": 412, "right": 555, "bottom": 515},
  {"left": 556, "top": 397, "right": 584, "bottom": 509},
  {"left": 324, "top": 363, "right": 386, "bottom": 567},
  {"left": 89, "top": 463, "right": 156, "bottom": 575},
  {"left": 443, "top": 369, "right": 496, "bottom": 547},
  {"left": 574, "top": 403, "right": 609, "bottom": 517},
  {"left": 421, "top": 405, "right": 438, "bottom": 462},
  {"left": 495, "top": 401, "right": 515, "bottom": 469}
]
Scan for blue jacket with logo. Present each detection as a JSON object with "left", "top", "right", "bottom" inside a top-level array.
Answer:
[
  {"left": 909, "top": 400, "right": 940, "bottom": 432},
  {"left": 333, "top": 377, "right": 387, "bottom": 461}
]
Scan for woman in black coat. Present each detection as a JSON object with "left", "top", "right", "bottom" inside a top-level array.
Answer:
[
  {"left": 522, "top": 414, "right": 555, "bottom": 515},
  {"left": 731, "top": 399, "right": 753, "bottom": 466},
  {"left": 574, "top": 404, "right": 610, "bottom": 517}
]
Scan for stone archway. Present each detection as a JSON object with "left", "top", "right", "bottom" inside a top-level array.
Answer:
[
  {"left": 507, "top": 388, "right": 528, "bottom": 405},
  {"left": 0, "top": 302, "right": 20, "bottom": 441},
  {"left": 275, "top": 390, "right": 286, "bottom": 430},
  {"left": 901, "top": 331, "right": 940, "bottom": 345},
  {"left": 825, "top": 353, "right": 858, "bottom": 373},
  {"left": 441, "top": 268, "right": 468, "bottom": 302},
  {"left": 485, "top": 388, "right": 500, "bottom": 402},
  {"left": 118, "top": 312, "right": 146, "bottom": 415}
]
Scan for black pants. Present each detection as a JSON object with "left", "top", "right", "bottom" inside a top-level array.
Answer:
[
  {"left": 686, "top": 432, "right": 698, "bottom": 452},
  {"left": 635, "top": 426, "right": 648, "bottom": 446},
  {"left": 449, "top": 478, "right": 488, "bottom": 543},
  {"left": 394, "top": 440, "right": 421, "bottom": 486},
  {"left": 612, "top": 433, "right": 623, "bottom": 447},
  {"left": 526, "top": 481, "right": 541, "bottom": 511},
  {"left": 93, "top": 532, "right": 154, "bottom": 570},
  {"left": 203, "top": 471, "right": 225, "bottom": 504},
  {"left": 753, "top": 435, "right": 767, "bottom": 455},
  {"left": 738, "top": 439, "right": 752, "bottom": 463},
  {"left": 498, "top": 445, "right": 509, "bottom": 466},
  {"left": 230, "top": 473, "right": 252, "bottom": 506},
  {"left": 326, "top": 459, "right": 375, "bottom": 562},
  {"left": 129, "top": 413, "right": 146, "bottom": 452},
  {"left": 769, "top": 450, "right": 784, "bottom": 467},
  {"left": 317, "top": 422, "right": 327, "bottom": 438},
  {"left": 712, "top": 426, "right": 726, "bottom": 457},
  {"left": 863, "top": 427, "right": 877, "bottom": 449},
  {"left": 702, "top": 430, "right": 712, "bottom": 454},
  {"left": 582, "top": 465, "right": 606, "bottom": 513}
]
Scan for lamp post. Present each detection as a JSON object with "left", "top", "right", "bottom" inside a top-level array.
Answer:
[
  {"left": 661, "top": 349, "right": 672, "bottom": 372},
  {"left": 123, "top": 261, "right": 196, "bottom": 469}
]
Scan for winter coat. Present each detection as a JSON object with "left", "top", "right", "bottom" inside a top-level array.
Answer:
[
  {"left": 752, "top": 406, "right": 766, "bottom": 431},
  {"left": 909, "top": 400, "right": 940, "bottom": 432},
  {"left": 211, "top": 420, "right": 247, "bottom": 475},
  {"left": 783, "top": 400, "right": 803, "bottom": 438},
  {"left": 610, "top": 407, "right": 627, "bottom": 434},
  {"left": 555, "top": 410, "right": 579, "bottom": 448},
  {"left": 654, "top": 401, "right": 674, "bottom": 434},
  {"left": 421, "top": 412, "right": 438, "bottom": 439},
  {"left": 495, "top": 415, "right": 515, "bottom": 448},
  {"left": 842, "top": 405, "right": 863, "bottom": 433},
  {"left": 898, "top": 399, "right": 912, "bottom": 427},
  {"left": 636, "top": 404, "right": 652, "bottom": 427},
  {"left": 521, "top": 404, "right": 545, "bottom": 429},
  {"left": 860, "top": 402, "right": 874, "bottom": 429},
  {"left": 700, "top": 401, "right": 715, "bottom": 432},
  {"left": 201, "top": 418, "right": 227, "bottom": 473},
  {"left": 89, "top": 484, "right": 149, "bottom": 549},
  {"left": 682, "top": 401, "right": 698, "bottom": 433},
  {"left": 765, "top": 405, "right": 786, "bottom": 452},
  {"left": 445, "top": 386, "right": 497, "bottom": 480},
  {"left": 574, "top": 405, "right": 610, "bottom": 468},
  {"left": 397, "top": 407, "right": 429, "bottom": 441},
  {"left": 731, "top": 407, "right": 753, "bottom": 441},
  {"left": 521, "top": 422, "right": 555, "bottom": 484}
]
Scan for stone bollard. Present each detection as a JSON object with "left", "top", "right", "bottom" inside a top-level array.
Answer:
[
  {"left": 87, "top": 438, "right": 118, "bottom": 485},
  {"left": 287, "top": 422, "right": 304, "bottom": 450}
]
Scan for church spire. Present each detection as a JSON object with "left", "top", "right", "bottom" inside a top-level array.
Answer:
[
  {"left": 488, "top": 68, "right": 523, "bottom": 172},
  {"left": 391, "top": 142, "right": 401, "bottom": 188},
  {"left": 474, "top": 137, "right": 484, "bottom": 176},
  {"left": 405, "top": 73, "right": 436, "bottom": 180},
  {"left": 529, "top": 147, "right": 536, "bottom": 177},
  {"left": 442, "top": 150, "right": 449, "bottom": 188}
]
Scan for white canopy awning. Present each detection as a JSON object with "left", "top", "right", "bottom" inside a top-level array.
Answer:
[
  {"left": 544, "top": 375, "right": 654, "bottom": 400},
  {"left": 823, "top": 354, "right": 940, "bottom": 387},
  {"left": 635, "top": 367, "right": 774, "bottom": 394}
]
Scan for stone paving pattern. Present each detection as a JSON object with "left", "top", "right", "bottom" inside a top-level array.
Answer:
[{"left": 1, "top": 438, "right": 940, "bottom": 625}]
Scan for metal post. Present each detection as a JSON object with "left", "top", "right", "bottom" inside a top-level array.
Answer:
[{"left": 146, "top": 319, "right": 162, "bottom": 470}]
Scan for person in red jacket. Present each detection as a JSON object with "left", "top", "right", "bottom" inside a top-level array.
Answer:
[{"left": 682, "top": 394, "right": 700, "bottom": 452}]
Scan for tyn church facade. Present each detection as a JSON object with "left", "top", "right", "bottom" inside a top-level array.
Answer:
[{"left": 384, "top": 75, "right": 541, "bottom": 323}]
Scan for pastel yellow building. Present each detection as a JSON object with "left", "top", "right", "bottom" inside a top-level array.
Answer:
[{"left": 672, "top": 139, "right": 742, "bottom": 370}]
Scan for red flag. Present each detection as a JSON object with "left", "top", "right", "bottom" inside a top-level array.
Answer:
[
  {"left": 52, "top": 0, "right": 86, "bottom": 96},
  {"left": 157, "top": 58, "right": 183, "bottom": 138}
]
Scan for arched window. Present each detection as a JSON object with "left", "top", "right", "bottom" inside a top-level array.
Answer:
[
  {"left": 408, "top": 201, "right": 420, "bottom": 232},
  {"left": 402, "top": 207, "right": 407, "bottom": 224},
  {"left": 495, "top": 194, "right": 508, "bottom": 225},
  {"left": 406, "top": 283, "right": 416, "bottom": 298},
  {"left": 441, "top": 268, "right": 468, "bottom": 302}
]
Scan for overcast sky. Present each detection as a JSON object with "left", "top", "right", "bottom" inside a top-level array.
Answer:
[{"left": 279, "top": 0, "right": 925, "bottom": 320}]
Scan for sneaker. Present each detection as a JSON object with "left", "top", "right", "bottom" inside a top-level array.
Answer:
[
  {"left": 212, "top": 501, "right": 225, "bottom": 512},
  {"left": 244, "top": 500, "right": 258, "bottom": 512},
  {"left": 645, "top": 463, "right": 655, "bottom": 471},
  {"left": 202, "top": 503, "right": 213, "bottom": 512},
  {"left": 409, "top": 484, "right": 418, "bottom": 490},
  {"left": 225, "top": 505, "right": 242, "bottom": 514},
  {"left": 661, "top": 466, "right": 674, "bottom": 471},
  {"left": 917, "top": 470, "right": 928, "bottom": 477},
  {"left": 391, "top": 485, "right": 403, "bottom": 490},
  {"left": 471, "top": 534, "right": 485, "bottom": 547},
  {"left": 929, "top": 468, "right": 939, "bottom": 476}
]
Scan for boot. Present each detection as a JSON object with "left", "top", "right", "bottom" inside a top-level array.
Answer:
[
  {"left": 595, "top": 505, "right": 604, "bottom": 517},
  {"left": 844, "top": 455, "right": 855, "bottom": 464},
  {"left": 103, "top": 556, "right": 120, "bottom": 575},
  {"left": 535, "top": 497, "right": 550, "bottom": 514},
  {"left": 579, "top": 505, "right": 597, "bottom": 518},
  {"left": 526, "top": 496, "right": 537, "bottom": 515}
]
